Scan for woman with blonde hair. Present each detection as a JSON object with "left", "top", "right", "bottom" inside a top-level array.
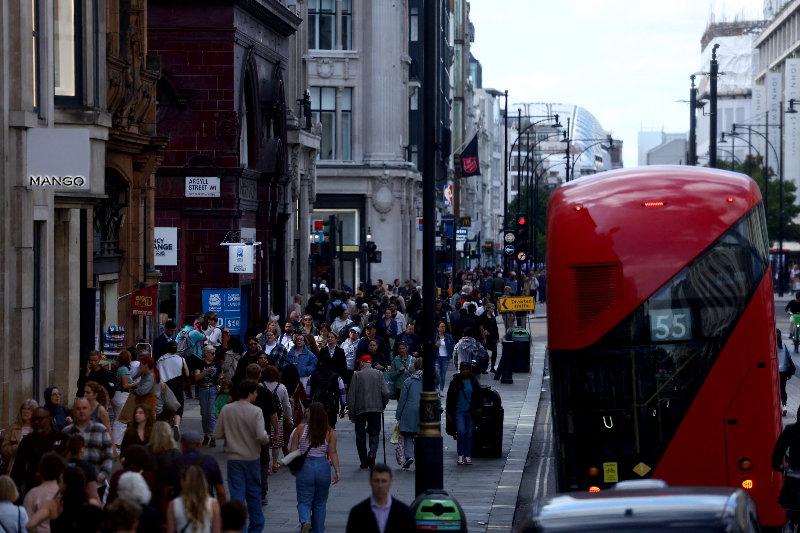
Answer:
[
  {"left": 83, "top": 381, "right": 118, "bottom": 461},
  {"left": 147, "top": 421, "right": 181, "bottom": 517},
  {"left": 0, "top": 474, "right": 28, "bottom": 531},
  {"left": 0, "top": 400, "right": 37, "bottom": 474},
  {"left": 166, "top": 465, "right": 221, "bottom": 533}
]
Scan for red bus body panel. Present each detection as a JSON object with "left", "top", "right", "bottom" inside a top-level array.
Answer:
[
  {"left": 547, "top": 166, "right": 762, "bottom": 351},
  {"left": 546, "top": 166, "right": 781, "bottom": 525}
]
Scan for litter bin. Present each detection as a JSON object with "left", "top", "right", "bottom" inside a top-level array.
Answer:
[
  {"left": 509, "top": 328, "right": 531, "bottom": 373},
  {"left": 472, "top": 386, "right": 504, "bottom": 458},
  {"left": 410, "top": 489, "right": 467, "bottom": 532}
]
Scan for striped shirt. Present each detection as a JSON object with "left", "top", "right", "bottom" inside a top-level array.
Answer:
[{"left": 298, "top": 426, "right": 329, "bottom": 458}]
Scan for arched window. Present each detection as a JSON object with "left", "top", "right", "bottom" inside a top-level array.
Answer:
[{"left": 241, "top": 72, "right": 257, "bottom": 168}]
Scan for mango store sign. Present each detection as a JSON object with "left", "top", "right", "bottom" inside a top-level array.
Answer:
[
  {"left": 26, "top": 128, "right": 91, "bottom": 189},
  {"left": 154, "top": 227, "right": 178, "bottom": 266},
  {"left": 185, "top": 177, "right": 220, "bottom": 197}
]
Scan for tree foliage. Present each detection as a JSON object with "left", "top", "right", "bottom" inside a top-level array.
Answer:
[{"left": 715, "top": 155, "right": 800, "bottom": 244}]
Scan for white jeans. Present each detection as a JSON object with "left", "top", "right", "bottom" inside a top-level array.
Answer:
[{"left": 111, "top": 391, "right": 129, "bottom": 446}]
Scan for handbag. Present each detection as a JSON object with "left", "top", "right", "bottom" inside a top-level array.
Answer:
[
  {"left": 281, "top": 447, "right": 310, "bottom": 472},
  {"left": 116, "top": 392, "right": 139, "bottom": 424},
  {"left": 396, "top": 435, "right": 404, "bottom": 465},
  {"left": 161, "top": 382, "right": 182, "bottom": 413}
]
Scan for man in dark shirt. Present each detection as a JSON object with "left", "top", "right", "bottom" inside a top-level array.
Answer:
[
  {"left": 452, "top": 308, "right": 478, "bottom": 342},
  {"left": 466, "top": 303, "right": 486, "bottom": 344},
  {"left": 786, "top": 292, "right": 800, "bottom": 315},
  {"left": 163, "top": 430, "right": 226, "bottom": 508},
  {"left": 355, "top": 323, "right": 390, "bottom": 359},
  {"left": 231, "top": 337, "right": 265, "bottom": 386},
  {"left": 76, "top": 351, "right": 117, "bottom": 399},
  {"left": 154, "top": 320, "right": 177, "bottom": 361},
  {"left": 394, "top": 323, "right": 422, "bottom": 358},
  {"left": 11, "top": 407, "right": 67, "bottom": 492}
]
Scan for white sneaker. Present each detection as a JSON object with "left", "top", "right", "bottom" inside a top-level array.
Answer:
[
  {"left": 457, "top": 456, "right": 464, "bottom": 465},
  {"left": 783, "top": 405, "right": 789, "bottom": 416}
]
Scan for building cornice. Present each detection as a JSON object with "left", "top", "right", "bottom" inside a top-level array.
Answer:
[{"left": 754, "top": 0, "right": 800, "bottom": 48}]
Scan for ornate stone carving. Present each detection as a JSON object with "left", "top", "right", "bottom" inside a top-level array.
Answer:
[
  {"left": 318, "top": 58, "right": 334, "bottom": 79},
  {"left": 218, "top": 112, "right": 241, "bottom": 155},
  {"left": 290, "top": 144, "right": 301, "bottom": 199},
  {"left": 308, "top": 149, "right": 318, "bottom": 203},
  {"left": 371, "top": 175, "right": 394, "bottom": 221}
]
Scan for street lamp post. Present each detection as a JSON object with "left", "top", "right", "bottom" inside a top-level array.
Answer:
[
  {"left": 709, "top": 44, "right": 720, "bottom": 168},
  {"left": 689, "top": 74, "right": 697, "bottom": 165},
  {"left": 417, "top": 0, "right": 442, "bottom": 496}
]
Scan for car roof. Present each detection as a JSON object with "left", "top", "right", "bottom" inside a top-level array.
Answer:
[{"left": 528, "top": 487, "right": 740, "bottom": 532}]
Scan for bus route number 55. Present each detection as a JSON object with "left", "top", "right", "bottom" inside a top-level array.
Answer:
[{"left": 649, "top": 308, "right": 692, "bottom": 342}]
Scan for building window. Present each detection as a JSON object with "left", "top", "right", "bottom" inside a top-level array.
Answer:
[
  {"left": 311, "top": 87, "right": 336, "bottom": 159},
  {"left": 342, "top": 87, "right": 352, "bottom": 160},
  {"left": 410, "top": 7, "right": 418, "bottom": 41},
  {"left": 410, "top": 90, "right": 418, "bottom": 111},
  {"left": 454, "top": 44, "right": 463, "bottom": 98},
  {"left": 54, "top": 0, "right": 81, "bottom": 102},
  {"left": 33, "top": 0, "right": 40, "bottom": 113},
  {"left": 309, "top": 0, "right": 335, "bottom": 50},
  {"left": 311, "top": 86, "right": 352, "bottom": 160},
  {"left": 410, "top": 145, "right": 419, "bottom": 169},
  {"left": 342, "top": 0, "right": 352, "bottom": 50}
]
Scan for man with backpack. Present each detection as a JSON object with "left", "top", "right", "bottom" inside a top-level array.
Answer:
[
  {"left": 177, "top": 316, "right": 207, "bottom": 398},
  {"left": 309, "top": 355, "right": 347, "bottom": 429}
]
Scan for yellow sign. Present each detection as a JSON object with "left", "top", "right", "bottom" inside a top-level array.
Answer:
[
  {"left": 603, "top": 462, "right": 619, "bottom": 483},
  {"left": 499, "top": 296, "right": 536, "bottom": 313},
  {"left": 633, "top": 462, "right": 651, "bottom": 477}
]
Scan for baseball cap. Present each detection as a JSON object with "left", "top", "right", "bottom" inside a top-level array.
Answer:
[
  {"left": 358, "top": 355, "right": 373, "bottom": 364},
  {"left": 181, "top": 430, "right": 203, "bottom": 444},
  {"left": 349, "top": 326, "right": 361, "bottom": 335},
  {"left": 365, "top": 322, "right": 376, "bottom": 329}
]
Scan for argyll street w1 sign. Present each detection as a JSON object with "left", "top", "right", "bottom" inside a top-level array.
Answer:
[{"left": 186, "top": 177, "right": 221, "bottom": 197}]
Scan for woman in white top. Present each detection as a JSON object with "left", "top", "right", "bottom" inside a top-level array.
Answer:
[
  {"left": 166, "top": 465, "right": 221, "bottom": 533},
  {"left": 260, "top": 366, "right": 293, "bottom": 473},
  {"left": 0, "top": 476, "right": 28, "bottom": 533},
  {"left": 289, "top": 402, "right": 340, "bottom": 533}
]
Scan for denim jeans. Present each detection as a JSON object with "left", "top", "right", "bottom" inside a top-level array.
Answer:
[
  {"left": 401, "top": 431, "right": 416, "bottom": 460},
  {"left": 295, "top": 456, "right": 331, "bottom": 533},
  {"left": 436, "top": 357, "right": 450, "bottom": 391},
  {"left": 198, "top": 385, "right": 218, "bottom": 435},
  {"left": 455, "top": 410, "right": 474, "bottom": 457},
  {"left": 354, "top": 412, "right": 382, "bottom": 463},
  {"left": 227, "top": 459, "right": 263, "bottom": 533}
]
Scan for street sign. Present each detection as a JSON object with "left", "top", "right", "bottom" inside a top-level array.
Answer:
[
  {"left": 504, "top": 244, "right": 515, "bottom": 256},
  {"left": 516, "top": 251, "right": 527, "bottom": 261},
  {"left": 504, "top": 231, "right": 515, "bottom": 243},
  {"left": 498, "top": 296, "right": 536, "bottom": 312},
  {"left": 456, "top": 228, "right": 468, "bottom": 242},
  {"left": 444, "top": 185, "right": 453, "bottom": 206},
  {"left": 442, "top": 215, "right": 455, "bottom": 223}
]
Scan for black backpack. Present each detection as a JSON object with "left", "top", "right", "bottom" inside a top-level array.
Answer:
[{"left": 311, "top": 371, "right": 339, "bottom": 410}]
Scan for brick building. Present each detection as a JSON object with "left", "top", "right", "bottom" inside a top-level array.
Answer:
[{"left": 149, "top": 0, "right": 312, "bottom": 333}]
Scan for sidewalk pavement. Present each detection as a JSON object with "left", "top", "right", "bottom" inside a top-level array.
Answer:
[{"left": 166, "top": 306, "right": 546, "bottom": 532}]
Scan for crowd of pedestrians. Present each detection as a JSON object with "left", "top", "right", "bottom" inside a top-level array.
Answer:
[{"left": 0, "top": 266, "right": 530, "bottom": 532}]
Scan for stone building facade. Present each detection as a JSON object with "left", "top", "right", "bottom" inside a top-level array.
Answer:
[
  {"left": 307, "top": 0, "right": 422, "bottom": 287},
  {"left": 0, "top": 0, "right": 164, "bottom": 424}
]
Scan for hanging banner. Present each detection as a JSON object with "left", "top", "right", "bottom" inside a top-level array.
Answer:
[
  {"left": 751, "top": 84, "right": 766, "bottom": 159},
  {"left": 203, "top": 289, "right": 241, "bottom": 334},
  {"left": 786, "top": 59, "right": 800, "bottom": 191},
  {"left": 460, "top": 134, "right": 482, "bottom": 176},
  {"left": 130, "top": 284, "right": 158, "bottom": 316},
  {"left": 228, "top": 244, "right": 254, "bottom": 274},
  {"left": 768, "top": 72, "right": 783, "bottom": 173},
  {"left": 443, "top": 185, "right": 453, "bottom": 206}
]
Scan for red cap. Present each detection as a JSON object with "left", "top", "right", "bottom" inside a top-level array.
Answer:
[{"left": 358, "top": 355, "right": 373, "bottom": 364}]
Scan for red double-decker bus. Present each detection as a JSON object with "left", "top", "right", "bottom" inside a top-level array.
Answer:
[{"left": 546, "top": 166, "right": 782, "bottom": 525}]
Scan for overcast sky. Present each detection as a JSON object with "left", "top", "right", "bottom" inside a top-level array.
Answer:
[{"left": 470, "top": 0, "right": 762, "bottom": 167}]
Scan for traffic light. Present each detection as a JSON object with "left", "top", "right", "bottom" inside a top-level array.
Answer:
[
  {"left": 444, "top": 237, "right": 454, "bottom": 262},
  {"left": 366, "top": 242, "right": 382, "bottom": 263},
  {"left": 515, "top": 214, "right": 529, "bottom": 260}
]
